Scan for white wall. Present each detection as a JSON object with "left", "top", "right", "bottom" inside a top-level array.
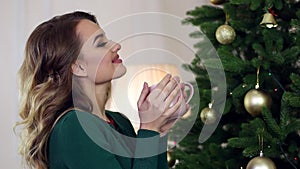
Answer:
[{"left": 0, "top": 0, "right": 210, "bottom": 168}]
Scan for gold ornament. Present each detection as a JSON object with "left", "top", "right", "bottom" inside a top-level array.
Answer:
[
  {"left": 210, "top": 0, "right": 226, "bottom": 5},
  {"left": 200, "top": 103, "right": 217, "bottom": 124},
  {"left": 260, "top": 13, "right": 278, "bottom": 28},
  {"left": 244, "top": 89, "right": 272, "bottom": 117},
  {"left": 215, "top": 24, "right": 236, "bottom": 45},
  {"left": 246, "top": 151, "right": 276, "bottom": 169},
  {"left": 285, "top": 0, "right": 300, "bottom": 4},
  {"left": 167, "top": 150, "right": 176, "bottom": 167}
]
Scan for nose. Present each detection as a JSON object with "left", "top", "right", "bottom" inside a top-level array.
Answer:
[{"left": 110, "top": 41, "right": 121, "bottom": 52}]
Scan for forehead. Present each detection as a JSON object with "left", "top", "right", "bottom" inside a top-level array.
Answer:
[{"left": 76, "top": 19, "right": 104, "bottom": 43}]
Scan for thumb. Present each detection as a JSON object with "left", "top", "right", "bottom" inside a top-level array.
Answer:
[{"left": 137, "top": 82, "right": 149, "bottom": 108}]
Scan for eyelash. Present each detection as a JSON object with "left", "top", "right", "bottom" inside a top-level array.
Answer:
[{"left": 97, "top": 41, "right": 108, "bottom": 47}]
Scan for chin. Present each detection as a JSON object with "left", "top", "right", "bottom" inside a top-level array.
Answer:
[{"left": 113, "top": 65, "right": 127, "bottom": 79}]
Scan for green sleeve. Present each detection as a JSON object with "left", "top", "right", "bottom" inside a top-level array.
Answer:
[
  {"left": 132, "top": 129, "right": 159, "bottom": 169},
  {"left": 106, "top": 110, "right": 169, "bottom": 169},
  {"left": 132, "top": 130, "right": 168, "bottom": 169},
  {"left": 157, "top": 135, "right": 169, "bottom": 169}
]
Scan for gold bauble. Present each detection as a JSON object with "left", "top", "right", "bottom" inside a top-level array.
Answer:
[
  {"left": 200, "top": 107, "right": 217, "bottom": 124},
  {"left": 285, "top": 0, "right": 300, "bottom": 4},
  {"left": 210, "top": 0, "right": 226, "bottom": 5},
  {"left": 215, "top": 24, "right": 236, "bottom": 45},
  {"left": 167, "top": 151, "right": 176, "bottom": 167},
  {"left": 244, "top": 89, "right": 272, "bottom": 117},
  {"left": 246, "top": 156, "right": 276, "bottom": 169}
]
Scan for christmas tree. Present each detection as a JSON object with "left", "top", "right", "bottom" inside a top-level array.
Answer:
[{"left": 170, "top": 0, "right": 300, "bottom": 168}]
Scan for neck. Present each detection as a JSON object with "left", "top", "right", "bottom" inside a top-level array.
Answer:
[
  {"left": 81, "top": 80, "right": 111, "bottom": 122},
  {"left": 95, "top": 82, "right": 111, "bottom": 114}
]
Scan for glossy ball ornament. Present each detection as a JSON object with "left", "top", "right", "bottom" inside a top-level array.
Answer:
[
  {"left": 200, "top": 107, "right": 217, "bottom": 124},
  {"left": 210, "top": 0, "right": 226, "bottom": 5},
  {"left": 215, "top": 24, "right": 236, "bottom": 45},
  {"left": 167, "top": 151, "right": 176, "bottom": 167},
  {"left": 246, "top": 156, "right": 276, "bottom": 169},
  {"left": 244, "top": 89, "right": 272, "bottom": 117},
  {"left": 285, "top": 0, "right": 300, "bottom": 4}
]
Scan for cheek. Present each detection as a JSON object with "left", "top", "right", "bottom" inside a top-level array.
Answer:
[
  {"left": 85, "top": 52, "right": 105, "bottom": 71},
  {"left": 94, "top": 57, "right": 114, "bottom": 82},
  {"left": 89, "top": 51, "right": 106, "bottom": 63}
]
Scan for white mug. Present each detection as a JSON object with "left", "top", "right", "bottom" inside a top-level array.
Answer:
[{"left": 149, "top": 81, "right": 194, "bottom": 120}]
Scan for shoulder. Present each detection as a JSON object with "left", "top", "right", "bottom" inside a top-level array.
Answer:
[
  {"left": 51, "top": 110, "right": 112, "bottom": 143},
  {"left": 54, "top": 110, "right": 102, "bottom": 130},
  {"left": 50, "top": 110, "right": 112, "bottom": 149},
  {"left": 48, "top": 110, "right": 124, "bottom": 169}
]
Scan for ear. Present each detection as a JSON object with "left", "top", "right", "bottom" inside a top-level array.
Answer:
[{"left": 71, "top": 60, "right": 87, "bottom": 77}]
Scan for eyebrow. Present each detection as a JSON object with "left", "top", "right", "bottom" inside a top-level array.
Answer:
[{"left": 93, "top": 33, "right": 104, "bottom": 44}]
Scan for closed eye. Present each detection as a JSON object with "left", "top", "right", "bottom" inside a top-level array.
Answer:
[{"left": 97, "top": 41, "right": 108, "bottom": 47}]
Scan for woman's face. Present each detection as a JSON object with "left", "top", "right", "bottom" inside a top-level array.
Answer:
[{"left": 76, "top": 19, "right": 126, "bottom": 84}]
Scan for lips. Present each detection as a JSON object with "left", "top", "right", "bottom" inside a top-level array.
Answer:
[{"left": 112, "top": 54, "right": 122, "bottom": 63}]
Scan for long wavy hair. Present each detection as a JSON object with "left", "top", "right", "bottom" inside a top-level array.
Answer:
[{"left": 16, "top": 11, "right": 99, "bottom": 169}]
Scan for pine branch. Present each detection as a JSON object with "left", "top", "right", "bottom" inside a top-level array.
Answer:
[
  {"left": 229, "top": 0, "right": 250, "bottom": 5},
  {"left": 283, "top": 92, "right": 300, "bottom": 108},
  {"left": 279, "top": 104, "right": 290, "bottom": 135},
  {"left": 239, "top": 118, "right": 266, "bottom": 137},
  {"left": 281, "top": 46, "right": 300, "bottom": 65},
  {"left": 285, "top": 120, "right": 300, "bottom": 136},
  {"left": 243, "top": 145, "right": 260, "bottom": 157},
  {"left": 261, "top": 108, "right": 283, "bottom": 140},
  {"left": 252, "top": 43, "right": 267, "bottom": 59},
  {"left": 231, "top": 84, "right": 252, "bottom": 98},
  {"left": 184, "top": 6, "right": 224, "bottom": 27},
  {"left": 250, "top": 0, "right": 264, "bottom": 11},
  {"left": 228, "top": 137, "right": 257, "bottom": 148},
  {"left": 290, "top": 73, "right": 300, "bottom": 92},
  {"left": 217, "top": 47, "right": 250, "bottom": 73}
]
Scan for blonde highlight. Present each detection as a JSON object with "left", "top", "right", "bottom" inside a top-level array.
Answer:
[{"left": 16, "top": 11, "right": 98, "bottom": 169}]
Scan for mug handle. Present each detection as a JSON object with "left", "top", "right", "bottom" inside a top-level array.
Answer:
[{"left": 183, "top": 82, "right": 194, "bottom": 103}]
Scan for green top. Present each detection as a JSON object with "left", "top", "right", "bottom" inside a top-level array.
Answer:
[{"left": 48, "top": 110, "right": 168, "bottom": 169}]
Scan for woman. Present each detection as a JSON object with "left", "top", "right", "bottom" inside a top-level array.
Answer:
[{"left": 17, "top": 11, "right": 189, "bottom": 169}]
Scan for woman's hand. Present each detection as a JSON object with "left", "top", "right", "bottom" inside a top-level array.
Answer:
[
  {"left": 137, "top": 74, "right": 189, "bottom": 134},
  {"left": 159, "top": 83, "right": 191, "bottom": 136}
]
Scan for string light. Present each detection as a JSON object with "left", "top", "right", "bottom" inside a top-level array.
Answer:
[{"left": 268, "top": 69, "right": 286, "bottom": 92}]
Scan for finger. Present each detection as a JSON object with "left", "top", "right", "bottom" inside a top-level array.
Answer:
[
  {"left": 163, "top": 83, "right": 181, "bottom": 109},
  {"left": 164, "top": 93, "right": 183, "bottom": 118},
  {"left": 186, "top": 103, "right": 191, "bottom": 111},
  {"left": 137, "top": 82, "right": 149, "bottom": 108},
  {"left": 180, "top": 83, "right": 188, "bottom": 101},
  {"left": 159, "top": 74, "right": 172, "bottom": 85},
  {"left": 151, "top": 74, "right": 172, "bottom": 98},
  {"left": 180, "top": 103, "right": 191, "bottom": 117},
  {"left": 180, "top": 83, "right": 185, "bottom": 90},
  {"left": 173, "top": 76, "right": 180, "bottom": 83},
  {"left": 156, "top": 77, "right": 178, "bottom": 104}
]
